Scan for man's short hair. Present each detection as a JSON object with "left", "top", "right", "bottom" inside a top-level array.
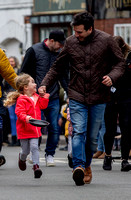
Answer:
[
  {"left": 71, "top": 11, "right": 94, "bottom": 31},
  {"left": 49, "top": 30, "right": 66, "bottom": 45}
]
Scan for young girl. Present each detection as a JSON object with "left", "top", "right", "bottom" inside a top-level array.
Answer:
[{"left": 4, "top": 73, "right": 49, "bottom": 178}]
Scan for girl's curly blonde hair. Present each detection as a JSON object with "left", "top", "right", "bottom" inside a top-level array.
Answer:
[{"left": 4, "top": 73, "right": 31, "bottom": 107}]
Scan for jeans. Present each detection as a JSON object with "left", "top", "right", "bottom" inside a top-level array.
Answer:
[
  {"left": 43, "top": 98, "right": 60, "bottom": 156},
  {"left": 97, "top": 117, "right": 106, "bottom": 152},
  {"left": 8, "top": 104, "right": 17, "bottom": 136},
  {"left": 69, "top": 99, "right": 106, "bottom": 169}
]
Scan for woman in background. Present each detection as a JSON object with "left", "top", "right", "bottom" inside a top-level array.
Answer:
[{"left": 3, "top": 56, "right": 20, "bottom": 146}]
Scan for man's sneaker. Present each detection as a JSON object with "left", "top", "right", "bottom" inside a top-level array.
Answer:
[
  {"left": 18, "top": 153, "right": 26, "bottom": 171},
  {"left": 103, "top": 155, "right": 112, "bottom": 170},
  {"left": 45, "top": 155, "right": 55, "bottom": 167},
  {"left": 0, "top": 155, "right": 6, "bottom": 167},
  {"left": 121, "top": 160, "right": 131, "bottom": 172},
  {"left": 73, "top": 166, "right": 85, "bottom": 186}
]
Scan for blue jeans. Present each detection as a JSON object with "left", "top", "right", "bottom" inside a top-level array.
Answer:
[
  {"left": 43, "top": 98, "right": 60, "bottom": 156},
  {"left": 97, "top": 117, "right": 106, "bottom": 152},
  {"left": 8, "top": 104, "right": 17, "bottom": 136},
  {"left": 69, "top": 99, "right": 106, "bottom": 169}
]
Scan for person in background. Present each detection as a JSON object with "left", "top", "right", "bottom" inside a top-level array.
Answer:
[
  {"left": 0, "top": 78, "right": 11, "bottom": 146},
  {"left": 58, "top": 87, "right": 68, "bottom": 151},
  {"left": 67, "top": 102, "right": 73, "bottom": 168},
  {"left": 103, "top": 36, "right": 131, "bottom": 172},
  {"left": 20, "top": 30, "right": 68, "bottom": 167},
  {"left": 4, "top": 74, "right": 49, "bottom": 178},
  {"left": 39, "top": 11, "right": 125, "bottom": 186},
  {"left": 0, "top": 48, "right": 17, "bottom": 167},
  {"left": 3, "top": 56, "right": 20, "bottom": 146},
  {"left": 93, "top": 117, "right": 106, "bottom": 159}
]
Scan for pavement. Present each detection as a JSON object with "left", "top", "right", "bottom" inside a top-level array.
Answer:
[{"left": 0, "top": 137, "right": 131, "bottom": 200}]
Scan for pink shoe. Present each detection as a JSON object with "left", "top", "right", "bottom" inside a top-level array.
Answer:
[{"left": 18, "top": 153, "right": 26, "bottom": 171}]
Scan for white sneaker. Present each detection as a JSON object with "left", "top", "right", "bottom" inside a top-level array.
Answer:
[
  {"left": 45, "top": 155, "right": 55, "bottom": 167},
  {"left": 26, "top": 153, "right": 33, "bottom": 164}
]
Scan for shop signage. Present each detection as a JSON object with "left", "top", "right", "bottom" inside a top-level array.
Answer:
[
  {"left": 30, "top": 14, "right": 74, "bottom": 24},
  {"left": 33, "top": 0, "right": 86, "bottom": 14},
  {"left": 105, "top": 0, "right": 131, "bottom": 10}
]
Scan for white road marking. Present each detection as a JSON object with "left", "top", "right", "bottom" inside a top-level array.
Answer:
[{"left": 40, "top": 157, "right": 68, "bottom": 164}]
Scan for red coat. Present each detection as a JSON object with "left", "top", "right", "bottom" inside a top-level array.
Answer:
[{"left": 15, "top": 93, "right": 49, "bottom": 139}]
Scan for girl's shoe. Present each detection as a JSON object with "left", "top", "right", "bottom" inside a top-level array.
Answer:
[
  {"left": 18, "top": 153, "right": 26, "bottom": 171},
  {"left": 33, "top": 164, "right": 42, "bottom": 178}
]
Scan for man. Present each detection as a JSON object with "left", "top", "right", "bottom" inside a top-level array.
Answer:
[
  {"left": 0, "top": 48, "right": 17, "bottom": 166},
  {"left": 20, "top": 30, "right": 68, "bottom": 167},
  {"left": 39, "top": 11, "right": 125, "bottom": 186}
]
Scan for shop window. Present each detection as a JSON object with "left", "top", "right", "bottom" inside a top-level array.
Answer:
[
  {"left": 40, "top": 27, "right": 68, "bottom": 42},
  {"left": 114, "top": 24, "right": 131, "bottom": 45}
]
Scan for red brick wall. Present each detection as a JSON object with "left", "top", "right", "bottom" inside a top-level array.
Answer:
[{"left": 95, "top": 18, "right": 131, "bottom": 36}]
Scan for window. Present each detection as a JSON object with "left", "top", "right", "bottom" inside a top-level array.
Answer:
[
  {"left": 114, "top": 24, "right": 131, "bottom": 45},
  {"left": 40, "top": 27, "right": 68, "bottom": 42}
]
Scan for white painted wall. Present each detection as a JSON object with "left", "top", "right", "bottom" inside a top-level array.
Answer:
[{"left": 0, "top": 0, "right": 33, "bottom": 64}]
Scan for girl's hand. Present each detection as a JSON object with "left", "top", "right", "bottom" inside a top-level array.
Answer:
[
  {"left": 38, "top": 86, "right": 46, "bottom": 96},
  {"left": 43, "top": 93, "right": 50, "bottom": 99}
]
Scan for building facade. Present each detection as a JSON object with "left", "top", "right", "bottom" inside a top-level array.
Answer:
[
  {"left": 0, "top": 0, "right": 33, "bottom": 64},
  {"left": 25, "top": 0, "right": 131, "bottom": 46}
]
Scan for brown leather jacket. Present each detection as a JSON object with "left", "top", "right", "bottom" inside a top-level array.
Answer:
[{"left": 41, "top": 29, "right": 125, "bottom": 105}]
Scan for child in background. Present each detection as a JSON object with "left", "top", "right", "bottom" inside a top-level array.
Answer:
[
  {"left": 4, "top": 74, "right": 49, "bottom": 178},
  {"left": 3, "top": 56, "right": 20, "bottom": 146},
  {"left": 62, "top": 98, "right": 73, "bottom": 168},
  {"left": 67, "top": 105, "right": 73, "bottom": 168}
]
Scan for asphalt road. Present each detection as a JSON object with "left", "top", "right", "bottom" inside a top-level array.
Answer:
[{"left": 0, "top": 143, "right": 131, "bottom": 200}]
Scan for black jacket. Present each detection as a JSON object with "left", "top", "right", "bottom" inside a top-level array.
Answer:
[
  {"left": 20, "top": 41, "right": 68, "bottom": 100},
  {"left": 118, "top": 51, "right": 131, "bottom": 102}
]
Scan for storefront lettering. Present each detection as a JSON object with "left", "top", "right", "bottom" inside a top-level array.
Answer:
[
  {"left": 48, "top": 0, "right": 71, "bottom": 9},
  {"left": 105, "top": 0, "right": 131, "bottom": 9}
]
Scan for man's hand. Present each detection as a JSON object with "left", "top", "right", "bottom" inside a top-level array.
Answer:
[
  {"left": 102, "top": 75, "right": 112, "bottom": 87},
  {"left": 38, "top": 86, "right": 46, "bottom": 96}
]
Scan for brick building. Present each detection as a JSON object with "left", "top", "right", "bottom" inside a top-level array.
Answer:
[{"left": 25, "top": 0, "right": 131, "bottom": 46}]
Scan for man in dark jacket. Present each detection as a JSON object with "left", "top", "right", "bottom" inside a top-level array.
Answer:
[
  {"left": 20, "top": 30, "right": 68, "bottom": 167},
  {"left": 39, "top": 11, "right": 125, "bottom": 186}
]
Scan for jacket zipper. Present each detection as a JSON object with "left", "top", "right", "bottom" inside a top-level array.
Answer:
[{"left": 34, "top": 103, "right": 39, "bottom": 137}]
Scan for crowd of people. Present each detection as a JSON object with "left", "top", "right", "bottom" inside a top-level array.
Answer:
[{"left": 0, "top": 11, "right": 131, "bottom": 186}]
